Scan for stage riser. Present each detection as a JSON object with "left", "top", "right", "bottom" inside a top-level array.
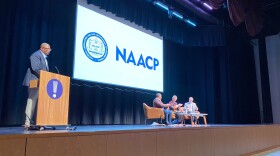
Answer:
[
  {"left": 1, "top": 125, "right": 280, "bottom": 156},
  {"left": 0, "top": 138, "right": 26, "bottom": 156}
]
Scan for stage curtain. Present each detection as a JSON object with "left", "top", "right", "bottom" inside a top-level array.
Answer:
[
  {"left": 163, "top": 30, "right": 260, "bottom": 124},
  {"left": 0, "top": 0, "right": 77, "bottom": 125},
  {"left": 209, "top": 0, "right": 263, "bottom": 36},
  {"left": 87, "top": 0, "right": 226, "bottom": 47},
  {"left": 209, "top": 0, "right": 224, "bottom": 9}
]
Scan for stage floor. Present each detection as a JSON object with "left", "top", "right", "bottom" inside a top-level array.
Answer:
[
  {"left": 1, "top": 124, "right": 280, "bottom": 156},
  {"left": 0, "top": 124, "right": 271, "bottom": 136}
]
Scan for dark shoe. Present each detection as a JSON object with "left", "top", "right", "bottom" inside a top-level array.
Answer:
[{"left": 166, "top": 122, "right": 172, "bottom": 125}]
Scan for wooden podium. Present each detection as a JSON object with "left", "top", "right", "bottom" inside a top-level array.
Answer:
[{"left": 30, "top": 70, "right": 70, "bottom": 126}]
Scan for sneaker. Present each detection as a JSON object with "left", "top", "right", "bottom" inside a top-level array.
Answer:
[{"left": 172, "top": 120, "right": 178, "bottom": 124}]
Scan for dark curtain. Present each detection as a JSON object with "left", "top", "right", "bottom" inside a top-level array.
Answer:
[
  {"left": 87, "top": 0, "right": 226, "bottom": 47},
  {"left": 68, "top": 84, "right": 154, "bottom": 124},
  {"left": 0, "top": 0, "right": 77, "bottom": 125},
  {"left": 258, "top": 36, "right": 273, "bottom": 123},
  {"left": 164, "top": 33, "right": 260, "bottom": 124},
  {"left": 0, "top": 0, "right": 260, "bottom": 126},
  {"left": 209, "top": 0, "right": 224, "bottom": 9},
  {"left": 208, "top": 0, "right": 263, "bottom": 36}
]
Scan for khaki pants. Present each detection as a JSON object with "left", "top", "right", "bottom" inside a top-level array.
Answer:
[{"left": 25, "top": 88, "right": 38, "bottom": 125}]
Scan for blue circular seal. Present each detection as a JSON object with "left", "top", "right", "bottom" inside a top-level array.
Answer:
[
  {"left": 46, "top": 79, "right": 63, "bottom": 99},
  {"left": 82, "top": 32, "right": 108, "bottom": 62}
]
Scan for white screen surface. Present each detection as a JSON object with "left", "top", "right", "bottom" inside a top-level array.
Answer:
[{"left": 73, "top": 4, "right": 163, "bottom": 92}]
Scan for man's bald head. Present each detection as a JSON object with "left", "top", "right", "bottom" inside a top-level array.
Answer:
[
  {"left": 40, "top": 43, "right": 51, "bottom": 55},
  {"left": 156, "top": 93, "right": 162, "bottom": 100}
]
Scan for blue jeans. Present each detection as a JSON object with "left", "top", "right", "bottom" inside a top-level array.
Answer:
[{"left": 163, "top": 109, "right": 172, "bottom": 124}]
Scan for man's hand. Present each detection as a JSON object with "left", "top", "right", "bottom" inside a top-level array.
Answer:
[{"left": 179, "top": 107, "right": 184, "bottom": 112}]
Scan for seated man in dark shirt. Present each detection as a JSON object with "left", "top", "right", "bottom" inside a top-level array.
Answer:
[{"left": 153, "top": 93, "right": 172, "bottom": 125}]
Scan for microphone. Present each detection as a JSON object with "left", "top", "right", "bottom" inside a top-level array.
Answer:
[{"left": 55, "top": 66, "right": 60, "bottom": 74}]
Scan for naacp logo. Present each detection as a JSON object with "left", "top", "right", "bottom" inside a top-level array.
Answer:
[{"left": 83, "top": 32, "right": 108, "bottom": 62}]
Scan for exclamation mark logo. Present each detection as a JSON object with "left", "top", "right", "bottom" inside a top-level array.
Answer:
[
  {"left": 53, "top": 81, "right": 58, "bottom": 98},
  {"left": 47, "top": 79, "right": 63, "bottom": 99}
]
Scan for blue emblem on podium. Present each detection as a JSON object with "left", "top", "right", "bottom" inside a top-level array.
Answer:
[{"left": 46, "top": 79, "right": 63, "bottom": 99}]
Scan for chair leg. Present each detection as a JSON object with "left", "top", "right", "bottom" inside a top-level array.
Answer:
[
  {"left": 183, "top": 115, "right": 187, "bottom": 124},
  {"left": 145, "top": 119, "right": 147, "bottom": 125}
]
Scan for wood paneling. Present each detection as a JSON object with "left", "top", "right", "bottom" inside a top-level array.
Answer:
[
  {"left": 26, "top": 135, "right": 107, "bottom": 156},
  {"left": 107, "top": 131, "right": 157, "bottom": 156},
  {"left": 36, "top": 71, "right": 70, "bottom": 125},
  {"left": 1, "top": 125, "right": 280, "bottom": 156},
  {"left": 157, "top": 129, "right": 192, "bottom": 156},
  {"left": 0, "top": 138, "right": 26, "bottom": 156}
]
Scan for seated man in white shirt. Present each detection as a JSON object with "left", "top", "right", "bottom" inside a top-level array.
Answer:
[{"left": 184, "top": 97, "right": 200, "bottom": 125}]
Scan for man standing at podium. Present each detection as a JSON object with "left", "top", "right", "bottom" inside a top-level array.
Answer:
[{"left": 22, "top": 43, "right": 51, "bottom": 128}]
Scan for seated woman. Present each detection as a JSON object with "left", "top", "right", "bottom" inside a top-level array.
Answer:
[{"left": 184, "top": 97, "right": 200, "bottom": 125}]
